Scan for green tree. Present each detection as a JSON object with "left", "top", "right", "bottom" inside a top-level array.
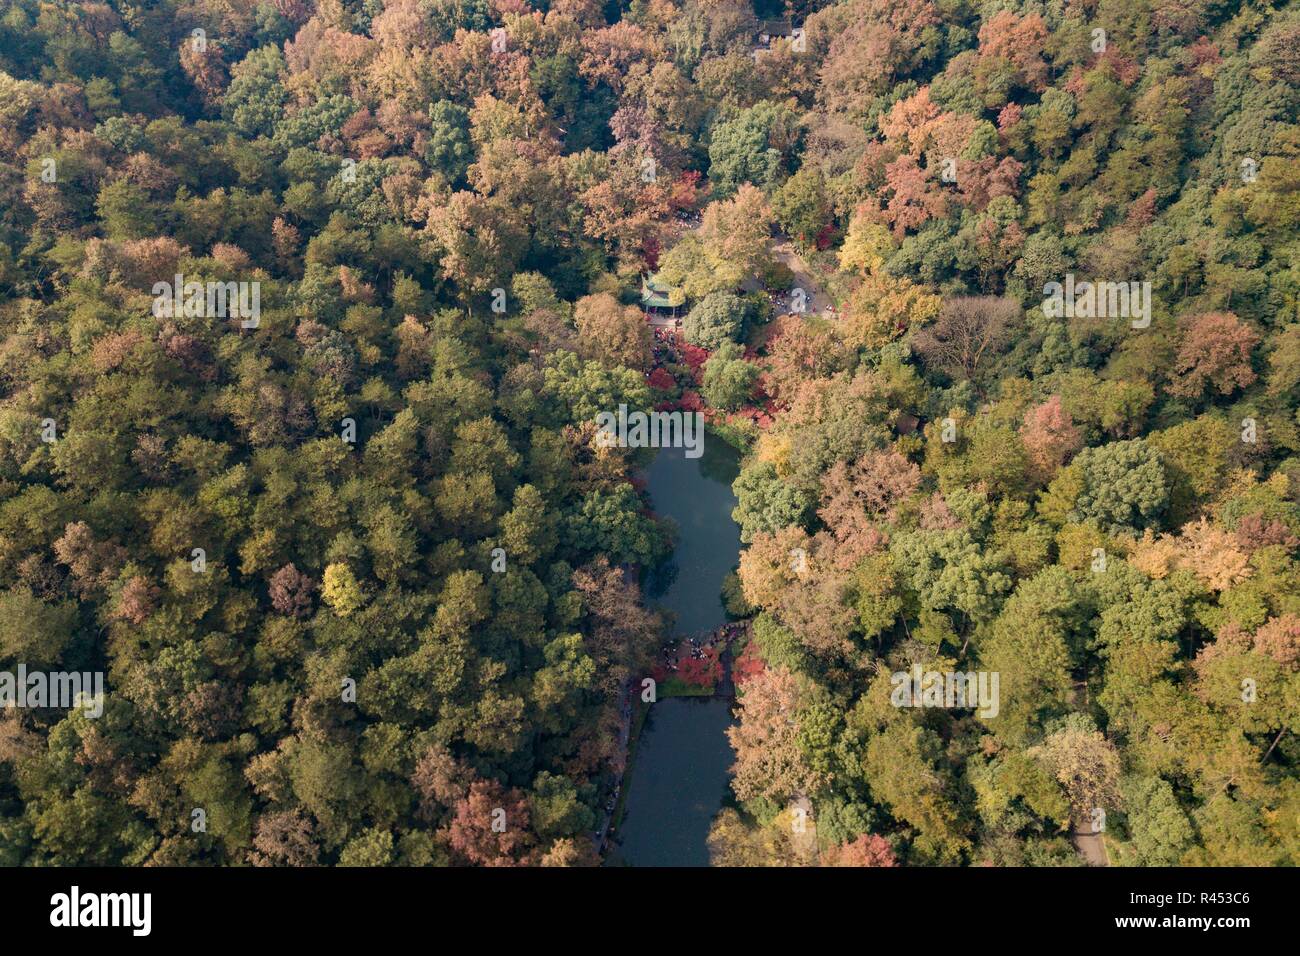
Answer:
[
  {"left": 707, "top": 102, "right": 796, "bottom": 196},
  {"left": 702, "top": 342, "right": 759, "bottom": 410},
  {"left": 732, "top": 462, "right": 814, "bottom": 543},
  {"left": 684, "top": 291, "right": 745, "bottom": 351},
  {"left": 1048, "top": 439, "right": 1170, "bottom": 534}
]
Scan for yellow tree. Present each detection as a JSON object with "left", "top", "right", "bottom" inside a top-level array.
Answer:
[{"left": 840, "top": 271, "right": 940, "bottom": 351}]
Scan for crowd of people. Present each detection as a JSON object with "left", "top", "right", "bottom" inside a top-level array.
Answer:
[{"left": 660, "top": 621, "right": 748, "bottom": 672}]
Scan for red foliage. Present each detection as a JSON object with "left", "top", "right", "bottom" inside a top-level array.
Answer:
[
  {"left": 1234, "top": 514, "right": 1300, "bottom": 553},
  {"left": 883, "top": 154, "right": 949, "bottom": 236},
  {"left": 677, "top": 389, "right": 704, "bottom": 412},
  {"left": 733, "top": 379, "right": 778, "bottom": 428},
  {"left": 675, "top": 645, "right": 722, "bottom": 687},
  {"left": 269, "top": 563, "right": 316, "bottom": 618},
  {"left": 1019, "top": 394, "right": 1083, "bottom": 483},
  {"left": 728, "top": 407, "right": 773, "bottom": 430},
  {"left": 179, "top": 41, "right": 229, "bottom": 108},
  {"left": 491, "top": 0, "right": 532, "bottom": 16},
  {"left": 669, "top": 170, "right": 706, "bottom": 213},
  {"left": 1168, "top": 311, "right": 1259, "bottom": 399},
  {"left": 1098, "top": 51, "right": 1141, "bottom": 87},
  {"left": 996, "top": 102, "right": 1023, "bottom": 131},
  {"left": 678, "top": 342, "right": 710, "bottom": 375},
  {"left": 273, "top": 0, "right": 311, "bottom": 23},
  {"left": 823, "top": 833, "right": 898, "bottom": 867},
  {"left": 1186, "top": 37, "right": 1221, "bottom": 69},
  {"left": 1254, "top": 615, "right": 1300, "bottom": 669},
  {"left": 1126, "top": 188, "right": 1158, "bottom": 228},
  {"left": 731, "top": 640, "right": 766, "bottom": 685},
  {"left": 444, "top": 779, "right": 536, "bottom": 866},
  {"left": 647, "top": 367, "right": 676, "bottom": 391},
  {"left": 115, "top": 575, "right": 160, "bottom": 625},
  {"left": 957, "top": 155, "right": 1024, "bottom": 211},
  {"left": 642, "top": 234, "right": 661, "bottom": 270},
  {"left": 977, "top": 11, "right": 1050, "bottom": 92}
]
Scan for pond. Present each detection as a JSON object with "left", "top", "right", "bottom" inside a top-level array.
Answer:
[
  {"left": 642, "top": 440, "right": 744, "bottom": 634},
  {"left": 609, "top": 439, "right": 743, "bottom": 867},
  {"left": 607, "top": 697, "right": 738, "bottom": 867}
]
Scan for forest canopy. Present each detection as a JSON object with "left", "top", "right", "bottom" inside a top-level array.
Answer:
[{"left": 0, "top": 0, "right": 1298, "bottom": 868}]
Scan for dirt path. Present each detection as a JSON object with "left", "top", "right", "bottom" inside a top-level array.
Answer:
[
  {"left": 789, "top": 794, "right": 818, "bottom": 863},
  {"left": 770, "top": 237, "right": 834, "bottom": 318},
  {"left": 1071, "top": 829, "right": 1110, "bottom": 866},
  {"left": 593, "top": 687, "right": 634, "bottom": 854},
  {"left": 671, "top": 220, "right": 835, "bottom": 319}
]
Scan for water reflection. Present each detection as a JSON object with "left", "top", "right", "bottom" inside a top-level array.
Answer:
[{"left": 610, "top": 441, "right": 744, "bottom": 866}]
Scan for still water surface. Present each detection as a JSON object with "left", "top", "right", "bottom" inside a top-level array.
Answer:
[{"left": 610, "top": 441, "right": 743, "bottom": 867}]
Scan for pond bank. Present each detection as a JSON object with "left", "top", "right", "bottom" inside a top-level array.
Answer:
[{"left": 606, "top": 441, "right": 745, "bottom": 866}]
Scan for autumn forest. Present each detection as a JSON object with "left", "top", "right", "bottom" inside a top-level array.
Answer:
[{"left": 0, "top": 0, "right": 1299, "bottom": 870}]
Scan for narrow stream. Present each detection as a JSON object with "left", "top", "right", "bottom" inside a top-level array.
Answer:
[{"left": 608, "top": 441, "right": 743, "bottom": 867}]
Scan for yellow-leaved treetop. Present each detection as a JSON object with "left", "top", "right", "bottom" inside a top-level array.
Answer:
[{"left": 322, "top": 562, "right": 365, "bottom": 617}]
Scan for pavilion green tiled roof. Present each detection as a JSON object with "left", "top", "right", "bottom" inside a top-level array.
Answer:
[{"left": 641, "top": 273, "right": 682, "bottom": 309}]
